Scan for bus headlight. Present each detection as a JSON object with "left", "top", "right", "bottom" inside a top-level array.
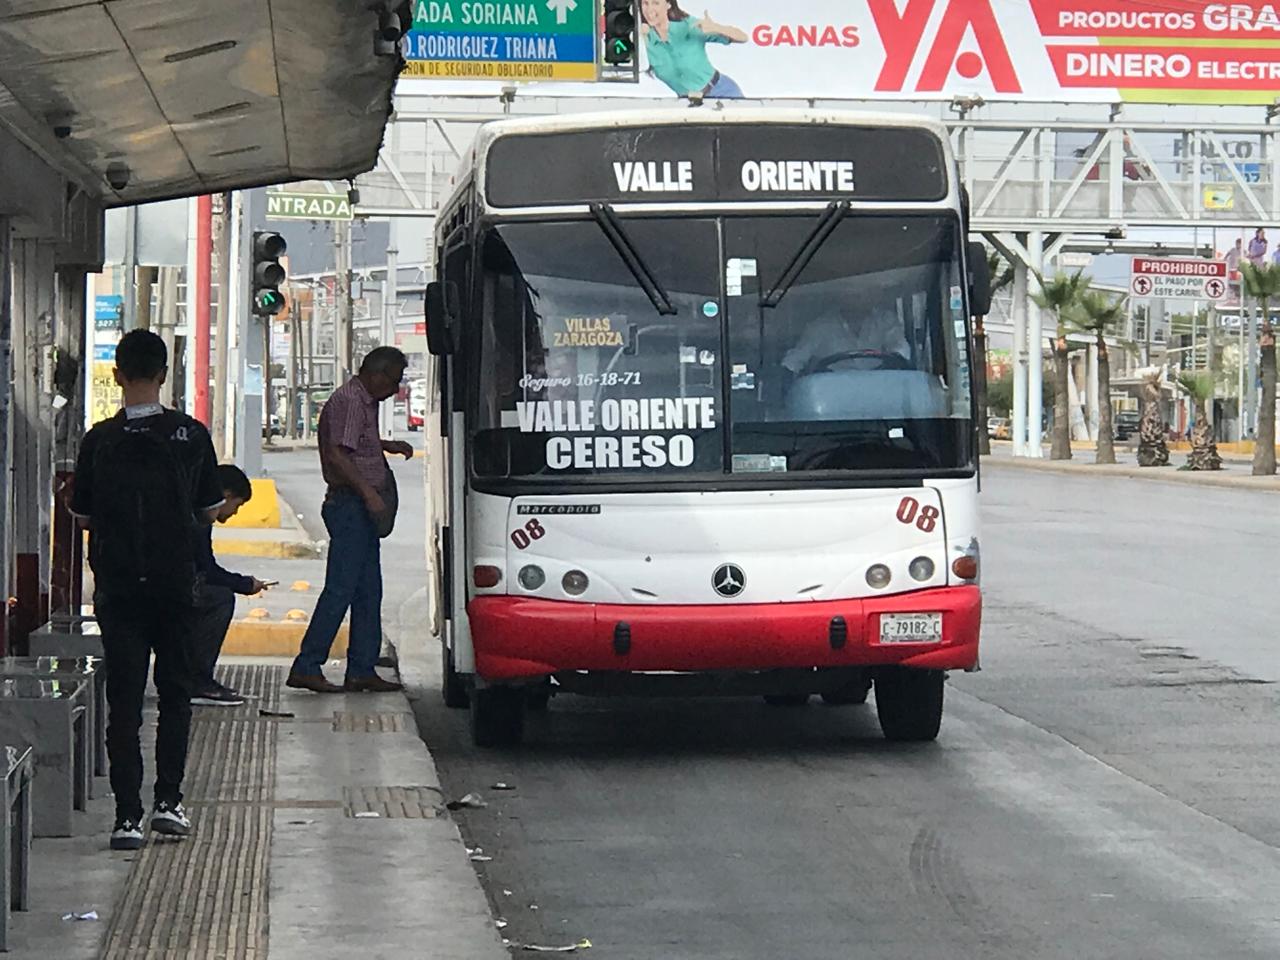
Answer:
[
  {"left": 865, "top": 564, "right": 892, "bottom": 589},
  {"left": 909, "top": 557, "right": 935, "bottom": 582},
  {"left": 562, "top": 570, "right": 590, "bottom": 596},
  {"left": 518, "top": 565, "right": 546, "bottom": 591}
]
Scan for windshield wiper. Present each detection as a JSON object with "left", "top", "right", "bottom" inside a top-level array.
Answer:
[
  {"left": 589, "top": 202, "right": 677, "bottom": 316},
  {"left": 760, "top": 200, "right": 851, "bottom": 309}
]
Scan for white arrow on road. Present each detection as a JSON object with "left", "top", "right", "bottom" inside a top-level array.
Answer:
[{"left": 547, "top": 0, "right": 577, "bottom": 25}]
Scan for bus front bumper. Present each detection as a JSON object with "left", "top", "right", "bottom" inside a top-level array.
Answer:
[{"left": 466, "top": 586, "right": 981, "bottom": 680}]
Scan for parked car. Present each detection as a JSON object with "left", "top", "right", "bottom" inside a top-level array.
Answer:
[
  {"left": 987, "top": 416, "right": 1011, "bottom": 440},
  {"left": 1114, "top": 410, "right": 1141, "bottom": 440}
]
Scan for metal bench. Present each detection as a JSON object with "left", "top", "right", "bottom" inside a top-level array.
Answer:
[
  {"left": 0, "top": 746, "right": 34, "bottom": 952},
  {"left": 25, "top": 620, "right": 102, "bottom": 660},
  {"left": 0, "top": 658, "right": 106, "bottom": 780},
  {"left": 0, "top": 678, "right": 91, "bottom": 837}
]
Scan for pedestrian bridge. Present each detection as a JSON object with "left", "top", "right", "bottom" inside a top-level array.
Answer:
[{"left": 343, "top": 104, "right": 1280, "bottom": 239}]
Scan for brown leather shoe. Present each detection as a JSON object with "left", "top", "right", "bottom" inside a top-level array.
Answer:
[
  {"left": 344, "top": 674, "right": 403, "bottom": 693},
  {"left": 286, "top": 673, "right": 344, "bottom": 694}
]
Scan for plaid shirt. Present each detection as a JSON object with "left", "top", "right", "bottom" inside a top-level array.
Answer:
[{"left": 319, "top": 377, "right": 387, "bottom": 492}]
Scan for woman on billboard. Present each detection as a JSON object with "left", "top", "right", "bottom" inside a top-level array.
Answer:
[{"left": 640, "top": 1, "right": 747, "bottom": 102}]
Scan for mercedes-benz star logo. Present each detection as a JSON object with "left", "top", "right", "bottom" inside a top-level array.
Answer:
[{"left": 712, "top": 563, "right": 746, "bottom": 598}]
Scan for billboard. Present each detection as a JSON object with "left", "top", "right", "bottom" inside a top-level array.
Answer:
[{"left": 403, "top": 0, "right": 1280, "bottom": 104}]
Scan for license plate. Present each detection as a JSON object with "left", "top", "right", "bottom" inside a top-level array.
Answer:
[{"left": 879, "top": 613, "right": 943, "bottom": 644}]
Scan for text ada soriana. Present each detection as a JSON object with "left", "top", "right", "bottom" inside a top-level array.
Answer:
[{"left": 753, "top": 24, "right": 860, "bottom": 47}]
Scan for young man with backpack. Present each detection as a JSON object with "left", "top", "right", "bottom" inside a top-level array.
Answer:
[
  {"left": 189, "top": 464, "right": 272, "bottom": 707},
  {"left": 71, "top": 330, "right": 224, "bottom": 851}
]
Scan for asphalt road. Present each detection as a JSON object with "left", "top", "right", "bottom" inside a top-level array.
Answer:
[{"left": 268, "top": 442, "right": 1280, "bottom": 959}]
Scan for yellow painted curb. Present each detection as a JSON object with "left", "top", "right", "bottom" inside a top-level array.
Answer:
[
  {"left": 222, "top": 620, "right": 349, "bottom": 658},
  {"left": 212, "top": 538, "right": 320, "bottom": 560},
  {"left": 222, "top": 478, "right": 283, "bottom": 529}
]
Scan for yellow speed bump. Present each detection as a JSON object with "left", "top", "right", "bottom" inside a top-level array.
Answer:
[
  {"left": 290, "top": 581, "right": 311, "bottom": 592},
  {"left": 247, "top": 608, "right": 271, "bottom": 620},
  {"left": 285, "top": 609, "right": 309, "bottom": 622}
]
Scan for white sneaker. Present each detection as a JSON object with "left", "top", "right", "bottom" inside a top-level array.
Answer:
[
  {"left": 150, "top": 801, "right": 191, "bottom": 837},
  {"left": 110, "top": 819, "right": 144, "bottom": 850}
]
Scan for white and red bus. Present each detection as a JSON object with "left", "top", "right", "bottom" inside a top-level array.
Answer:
[{"left": 423, "top": 110, "right": 990, "bottom": 746}]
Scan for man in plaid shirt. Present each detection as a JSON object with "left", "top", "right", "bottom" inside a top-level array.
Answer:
[{"left": 287, "top": 347, "right": 413, "bottom": 693}]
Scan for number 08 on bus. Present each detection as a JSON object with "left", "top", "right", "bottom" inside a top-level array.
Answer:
[{"left": 422, "top": 109, "right": 992, "bottom": 747}]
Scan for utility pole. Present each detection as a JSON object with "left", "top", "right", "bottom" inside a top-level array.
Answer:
[
  {"left": 287, "top": 289, "right": 300, "bottom": 440},
  {"left": 156, "top": 266, "right": 179, "bottom": 407},
  {"left": 135, "top": 265, "right": 156, "bottom": 332},
  {"left": 1246, "top": 298, "right": 1259, "bottom": 438},
  {"left": 381, "top": 219, "right": 398, "bottom": 439},
  {"left": 335, "top": 219, "right": 353, "bottom": 382},
  {"left": 122, "top": 206, "right": 138, "bottom": 330},
  {"left": 235, "top": 190, "right": 264, "bottom": 478}
]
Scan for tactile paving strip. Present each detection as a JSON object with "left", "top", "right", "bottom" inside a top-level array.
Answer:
[
  {"left": 331, "top": 710, "right": 413, "bottom": 733},
  {"left": 101, "top": 665, "right": 282, "bottom": 960},
  {"left": 342, "top": 785, "right": 444, "bottom": 819}
]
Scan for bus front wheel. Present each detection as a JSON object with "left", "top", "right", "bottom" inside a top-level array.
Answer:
[
  {"left": 471, "top": 686, "right": 525, "bottom": 747},
  {"left": 875, "top": 668, "right": 944, "bottom": 742},
  {"left": 441, "top": 640, "right": 469, "bottom": 709}
]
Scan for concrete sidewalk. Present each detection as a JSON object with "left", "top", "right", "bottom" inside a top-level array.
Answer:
[
  {"left": 986, "top": 442, "right": 1280, "bottom": 491},
  {"left": 1, "top": 657, "right": 507, "bottom": 960}
]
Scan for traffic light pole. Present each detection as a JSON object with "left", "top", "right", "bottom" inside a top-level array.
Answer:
[{"left": 235, "top": 190, "right": 264, "bottom": 479}]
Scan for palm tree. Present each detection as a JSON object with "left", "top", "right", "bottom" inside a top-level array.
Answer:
[
  {"left": 1136, "top": 366, "right": 1170, "bottom": 467},
  {"left": 976, "top": 250, "right": 1015, "bottom": 456},
  {"left": 1178, "top": 372, "right": 1222, "bottom": 471},
  {"left": 1032, "top": 270, "right": 1091, "bottom": 460},
  {"left": 1070, "top": 291, "right": 1126, "bottom": 465},
  {"left": 1239, "top": 261, "right": 1280, "bottom": 475}
]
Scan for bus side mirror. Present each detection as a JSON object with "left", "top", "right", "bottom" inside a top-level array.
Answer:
[
  {"left": 967, "top": 241, "right": 992, "bottom": 317},
  {"left": 425, "top": 281, "right": 458, "bottom": 356}
]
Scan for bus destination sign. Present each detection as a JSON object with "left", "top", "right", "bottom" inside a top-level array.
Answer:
[
  {"left": 402, "top": 0, "right": 597, "bottom": 82},
  {"left": 485, "top": 125, "right": 947, "bottom": 207}
]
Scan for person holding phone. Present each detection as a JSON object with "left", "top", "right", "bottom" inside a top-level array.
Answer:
[{"left": 188, "top": 464, "right": 272, "bottom": 706}]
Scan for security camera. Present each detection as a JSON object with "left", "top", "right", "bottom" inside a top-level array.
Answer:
[
  {"left": 377, "top": 9, "right": 402, "bottom": 42},
  {"left": 374, "top": 9, "right": 402, "bottom": 55},
  {"left": 347, "top": 186, "right": 361, "bottom": 206},
  {"left": 105, "top": 162, "right": 131, "bottom": 191}
]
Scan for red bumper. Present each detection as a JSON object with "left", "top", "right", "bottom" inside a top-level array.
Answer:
[{"left": 467, "top": 586, "right": 981, "bottom": 680}]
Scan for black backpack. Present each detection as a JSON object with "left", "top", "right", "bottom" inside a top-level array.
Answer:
[{"left": 88, "top": 412, "right": 201, "bottom": 603}]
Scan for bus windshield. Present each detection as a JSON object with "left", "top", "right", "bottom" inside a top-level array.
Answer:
[{"left": 471, "top": 215, "right": 973, "bottom": 484}]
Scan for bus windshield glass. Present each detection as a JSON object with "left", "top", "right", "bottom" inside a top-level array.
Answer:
[{"left": 471, "top": 215, "right": 972, "bottom": 483}]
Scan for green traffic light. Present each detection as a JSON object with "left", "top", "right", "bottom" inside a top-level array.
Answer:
[{"left": 254, "top": 290, "right": 286, "bottom": 316}]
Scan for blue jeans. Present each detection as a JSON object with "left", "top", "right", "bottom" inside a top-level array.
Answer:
[
  {"left": 705, "top": 73, "right": 743, "bottom": 98},
  {"left": 291, "top": 493, "right": 383, "bottom": 679}
]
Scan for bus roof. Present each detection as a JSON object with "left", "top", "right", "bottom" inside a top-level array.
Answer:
[
  {"left": 437, "top": 108, "right": 956, "bottom": 224},
  {"left": 472, "top": 107, "right": 950, "bottom": 145}
]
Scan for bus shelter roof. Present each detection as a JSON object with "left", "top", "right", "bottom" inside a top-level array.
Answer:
[{"left": 0, "top": 0, "right": 400, "bottom": 206}]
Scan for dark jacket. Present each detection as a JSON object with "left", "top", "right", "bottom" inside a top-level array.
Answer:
[{"left": 197, "top": 524, "right": 256, "bottom": 595}]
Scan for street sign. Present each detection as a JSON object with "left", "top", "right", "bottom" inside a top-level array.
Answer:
[
  {"left": 266, "top": 192, "right": 353, "bottom": 222},
  {"left": 1130, "top": 257, "right": 1228, "bottom": 302},
  {"left": 401, "top": 0, "right": 597, "bottom": 82},
  {"left": 93, "top": 294, "right": 122, "bottom": 331}
]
